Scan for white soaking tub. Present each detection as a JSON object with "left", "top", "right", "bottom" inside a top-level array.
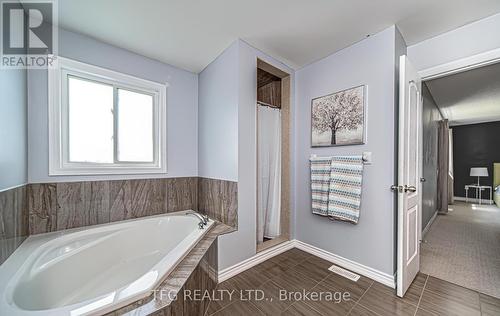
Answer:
[{"left": 0, "top": 212, "right": 213, "bottom": 316}]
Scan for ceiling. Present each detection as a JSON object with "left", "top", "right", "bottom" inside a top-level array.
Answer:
[
  {"left": 58, "top": 0, "right": 500, "bottom": 73},
  {"left": 426, "top": 62, "right": 500, "bottom": 126}
]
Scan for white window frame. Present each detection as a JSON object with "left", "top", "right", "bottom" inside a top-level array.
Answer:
[{"left": 48, "top": 56, "right": 168, "bottom": 175}]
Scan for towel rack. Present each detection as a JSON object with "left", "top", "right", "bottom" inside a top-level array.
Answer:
[{"left": 310, "top": 152, "right": 372, "bottom": 164}]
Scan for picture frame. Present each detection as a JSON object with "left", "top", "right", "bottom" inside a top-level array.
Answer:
[{"left": 311, "top": 85, "right": 366, "bottom": 147}]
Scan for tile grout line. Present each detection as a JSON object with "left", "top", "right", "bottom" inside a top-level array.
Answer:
[
  {"left": 421, "top": 279, "right": 483, "bottom": 300},
  {"left": 414, "top": 274, "right": 429, "bottom": 316},
  {"left": 346, "top": 281, "right": 378, "bottom": 316},
  {"left": 208, "top": 298, "right": 236, "bottom": 316},
  {"left": 249, "top": 253, "right": 316, "bottom": 315},
  {"left": 297, "top": 300, "right": 325, "bottom": 315},
  {"left": 296, "top": 264, "right": 373, "bottom": 316},
  {"left": 204, "top": 300, "right": 211, "bottom": 316},
  {"left": 356, "top": 301, "right": 385, "bottom": 316},
  {"left": 292, "top": 263, "right": 331, "bottom": 288},
  {"left": 266, "top": 254, "right": 317, "bottom": 285},
  {"left": 414, "top": 275, "right": 483, "bottom": 315},
  {"left": 247, "top": 299, "right": 267, "bottom": 316},
  {"left": 212, "top": 251, "right": 317, "bottom": 315},
  {"left": 477, "top": 291, "right": 482, "bottom": 315},
  {"left": 208, "top": 279, "right": 262, "bottom": 316},
  {"left": 356, "top": 280, "right": 423, "bottom": 316},
  {"left": 247, "top": 276, "right": 277, "bottom": 315},
  {"left": 233, "top": 275, "right": 275, "bottom": 316},
  {"left": 282, "top": 259, "right": 334, "bottom": 315}
]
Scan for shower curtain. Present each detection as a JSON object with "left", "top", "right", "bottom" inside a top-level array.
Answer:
[{"left": 257, "top": 105, "right": 281, "bottom": 244}]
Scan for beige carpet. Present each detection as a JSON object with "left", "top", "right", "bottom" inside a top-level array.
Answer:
[{"left": 421, "top": 201, "right": 500, "bottom": 299}]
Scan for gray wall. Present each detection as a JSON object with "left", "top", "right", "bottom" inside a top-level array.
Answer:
[
  {"left": 198, "top": 42, "right": 241, "bottom": 270},
  {"left": 421, "top": 83, "right": 443, "bottom": 232},
  {"left": 198, "top": 39, "right": 294, "bottom": 270},
  {"left": 198, "top": 42, "right": 239, "bottom": 181},
  {"left": 0, "top": 68, "right": 28, "bottom": 191},
  {"left": 294, "top": 27, "right": 398, "bottom": 276},
  {"left": 28, "top": 28, "right": 199, "bottom": 183},
  {"left": 220, "top": 40, "right": 294, "bottom": 270},
  {"left": 408, "top": 12, "right": 500, "bottom": 71},
  {"left": 0, "top": 9, "right": 28, "bottom": 263},
  {"left": 219, "top": 41, "right": 256, "bottom": 270}
]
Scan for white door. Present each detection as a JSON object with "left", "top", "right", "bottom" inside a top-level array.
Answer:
[{"left": 396, "top": 55, "right": 422, "bottom": 297}]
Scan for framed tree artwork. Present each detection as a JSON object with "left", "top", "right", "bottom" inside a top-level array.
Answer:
[{"left": 311, "top": 85, "right": 366, "bottom": 147}]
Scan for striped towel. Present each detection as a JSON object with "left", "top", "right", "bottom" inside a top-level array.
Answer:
[
  {"left": 310, "top": 156, "right": 332, "bottom": 216},
  {"left": 328, "top": 156, "right": 363, "bottom": 224},
  {"left": 310, "top": 155, "right": 364, "bottom": 224}
]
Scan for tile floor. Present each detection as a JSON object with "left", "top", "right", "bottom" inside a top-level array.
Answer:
[{"left": 206, "top": 249, "right": 500, "bottom": 315}]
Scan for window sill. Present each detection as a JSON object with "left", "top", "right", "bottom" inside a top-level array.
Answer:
[{"left": 48, "top": 165, "right": 167, "bottom": 176}]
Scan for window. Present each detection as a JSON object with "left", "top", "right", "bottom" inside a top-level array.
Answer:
[{"left": 48, "top": 56, "right": 167, "bottom": 175}]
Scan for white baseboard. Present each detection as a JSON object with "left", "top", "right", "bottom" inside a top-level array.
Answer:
[
  {"left": 218, "top": 239, "right": 395, "bottom": 289},
  {"left": 422, "top": 211, "right": 438, "bottom": 237},
  {"left": 454, "top": 196, "right": 493, "bottom": 204},
  {"left": 218, "top": 240, "right": 294, "bottom": 282},
  {"left": 293, "top": 240, "right": 395, "bottom": 288}
]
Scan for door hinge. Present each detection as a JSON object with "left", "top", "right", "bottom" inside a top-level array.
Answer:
[{"left": 390, "top": 185, "right": 403, "bottom": 193}]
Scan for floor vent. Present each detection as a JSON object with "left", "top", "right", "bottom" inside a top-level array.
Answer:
[{"left": 328, "top": 265, "right": 360, "bottom": 282}]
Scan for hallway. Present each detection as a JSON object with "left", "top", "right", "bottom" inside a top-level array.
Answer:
[{"left": 421, "top": 202, "right": 500, "bottom": 299}]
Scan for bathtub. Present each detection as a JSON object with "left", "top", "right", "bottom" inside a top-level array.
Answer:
[{"left": 0, "top": 211, "right": 214, "bottom": 316}]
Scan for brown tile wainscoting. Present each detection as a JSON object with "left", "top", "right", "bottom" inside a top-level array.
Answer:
[
  {"left": 1, "top": 177, "right": 237, "bottom": 264},
  {"left": 0, "top": 185, "right": 28, "bottom": 265},
  {"left": 198, "top": 177, "right": 238, "bottom": 229},
  {"left": 27, "top": 177, "right": 238, "bottom": 234},
  {"left": 28, "top": 178, "right": 200, "bottom": 234}
]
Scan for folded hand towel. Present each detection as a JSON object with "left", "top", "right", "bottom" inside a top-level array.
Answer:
[
  {"left": 310, "top": 156, "right": 332, "bottom": 216},
  {"left": 328, "top": 156, "right": 364, "bottom": 224}
]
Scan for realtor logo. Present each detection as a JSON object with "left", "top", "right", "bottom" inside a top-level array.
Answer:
[{"left": 1, "top": 0, "right": 57, "bottom": 68}]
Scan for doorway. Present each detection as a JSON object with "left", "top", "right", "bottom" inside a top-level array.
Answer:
[
  {"left": 419, "top": 61, "right": 500, "bottom": 299},
  {"left": 397, "top": 51, "right": 500, "bottom": 298},
  {"left": 256, "top": 59, "right": 291, "bottom": 252}
]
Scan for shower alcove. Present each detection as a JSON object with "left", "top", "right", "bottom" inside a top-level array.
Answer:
[{"left": 256, "top": 59, "right": 291, "bottom": 252}]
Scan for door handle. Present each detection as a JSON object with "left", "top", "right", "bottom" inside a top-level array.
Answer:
[{"left": 404, "top": 185, "right": 417, "bottom": 193}]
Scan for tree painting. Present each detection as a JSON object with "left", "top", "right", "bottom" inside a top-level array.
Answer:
[{"left": 311, "top": 86, "right": 365, "bottom": 146}]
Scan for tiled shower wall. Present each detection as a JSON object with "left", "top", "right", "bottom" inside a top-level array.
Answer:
[{"left": 0, "top": 177, "right": 237, "bottom": 264}]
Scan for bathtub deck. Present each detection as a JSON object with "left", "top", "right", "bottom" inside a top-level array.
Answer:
[{"left": 105, "top": 222, "right": 234, "bottom": 316}]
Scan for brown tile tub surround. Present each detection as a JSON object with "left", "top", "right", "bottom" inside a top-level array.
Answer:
[
  {"left": 198, "top": 177, "right": 238, "bottom": 229},
  {"left": 27, "top": 177, "right": 199, "bottom": 234},
  {"left": 1, "top": 177, "right": 237, "bottom": 314},
  {"left": 0, "top": 185, "right": 28, "bottom": 265},
  {"left": 27, "top": 177, "right": 237, "bottom": 235}
]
